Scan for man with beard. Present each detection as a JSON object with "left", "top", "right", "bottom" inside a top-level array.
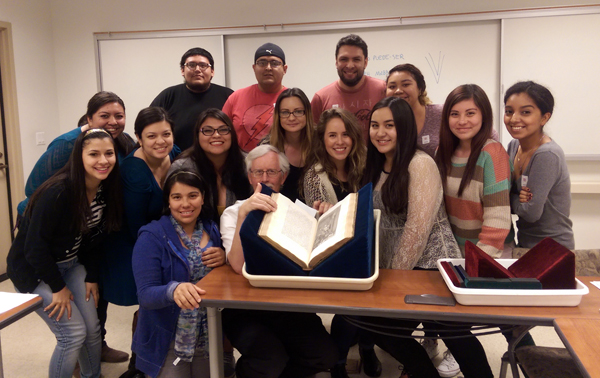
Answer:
[
  {"left": 223, "top": 42, "right": 287, "bottom": 152},
  {"left": 151, "top": 47, "right": 233, "bottom": 150},
  {"left": 220, "top": 144, "right": 338, "bottom": 378},
  {"left": 311, "top": 34, "right": 386, "bottom": 140}
]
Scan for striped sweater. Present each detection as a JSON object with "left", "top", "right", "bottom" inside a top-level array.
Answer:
[{"left": 444, "top": 139, "right": 513, "bottom": 258}]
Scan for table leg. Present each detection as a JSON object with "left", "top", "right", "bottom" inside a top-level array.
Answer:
[
  {"left": 507, "top": 325, "right": 534, "bottom": 378},
  {"left": 0, "top": 331, "right": 4, "bottom": 378},
  {"left": 207, "top": 307, "right": 224, "bottom": 378}
]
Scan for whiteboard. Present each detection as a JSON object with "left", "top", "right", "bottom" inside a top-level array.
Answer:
[
  {"left": 501, "top": 14, "right": 600, "bottom": 157},
  {"left": 98, "top": 35, "right": 224, "bottom": 137},
  {"left": 225, "top": 20, "right": 501, "bottom": 115}
]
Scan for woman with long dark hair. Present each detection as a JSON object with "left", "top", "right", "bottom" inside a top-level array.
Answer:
[
  {"left": 359, "top": 97, "right": 460, "bottom": 378},
  {"left": 169, "top": 108, "right": 252, "bottom": 223},
  {"left": 7, "top": 129, "right": 122, "bottom": 378}
]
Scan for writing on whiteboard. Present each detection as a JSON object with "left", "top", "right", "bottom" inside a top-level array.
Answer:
[
  {"left": 426, "top": 51, "right": 445, "bottom": 83},
  {"left": 370, "top": 53, "right": 404, "bottom": 61}
]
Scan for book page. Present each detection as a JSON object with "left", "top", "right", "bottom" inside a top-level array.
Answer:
[
  {"left": 312, "top": 206, "right": 340, "bottom": 250},
  {"left": 258, "top": 193, "right": 318, "bottom": 268},
  {"left": 309, "top": 193, "right": 357, "bottom": 266}
]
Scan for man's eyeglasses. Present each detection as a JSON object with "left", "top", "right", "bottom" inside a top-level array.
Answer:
[
  {"left": 249, "top": 169, "right": 282, "bottom": 178},
  {"left": 200, "top": 126, "right": 231, "bottom": 136},
  {"left": 255, "top": 59, "right": 283, "bottom": 68},
  {"left": 279, "top": 110, "right": 306, "bottom": 118},
  {"left": 184, "top": 62, "right": 212, "bottom": 71}
]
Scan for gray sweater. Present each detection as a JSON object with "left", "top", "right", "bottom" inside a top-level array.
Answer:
[{"left": 507, "top": 139, "right": 574, "bottom": 249}]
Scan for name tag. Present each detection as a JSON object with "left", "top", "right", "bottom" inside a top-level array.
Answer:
[
  {"left": 332, "top": 104, "right": 339, "bottom": 108},
  {"left": 422, "top": 135, "right": 430, "bottom": 145},
  {"left": 521, "top": 175, "right": 528, "bottom": 187}
]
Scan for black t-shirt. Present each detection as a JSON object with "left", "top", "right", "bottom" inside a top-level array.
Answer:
[
  {"left": 333, "top": 180, "right": 350, "bottom": 202},
  {"left": 151, "top": 83, "right": 233, "bottom": 150}
]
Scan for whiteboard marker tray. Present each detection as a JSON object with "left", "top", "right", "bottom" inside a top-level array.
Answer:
[
  {"left": 242, "top": 210, "right": 380, "bottom": 291},
  {"left": 437, "top": 258, "right": 589, "bottom": 306}
]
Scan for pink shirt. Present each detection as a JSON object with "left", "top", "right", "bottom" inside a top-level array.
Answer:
[
  {"left": 223, "top": 84, "right": 286, "bottom": 152},
  {"left": 311, "top": 76, "right": 386, "bottom": 140}
]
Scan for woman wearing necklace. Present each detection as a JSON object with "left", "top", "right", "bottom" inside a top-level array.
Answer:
[
  {"left": 504, "top": 81, "right": 574, "bottom": 249},
  {"left": 132, "top": 169, "right": 225, "bottom": 378}
]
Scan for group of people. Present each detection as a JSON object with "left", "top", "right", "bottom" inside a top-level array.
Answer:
[{"left": 6, "top": 32, "right": 574, "bottom": 378}]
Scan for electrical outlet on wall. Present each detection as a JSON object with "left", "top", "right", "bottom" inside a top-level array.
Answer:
[{"left": 36, "top": 132, "right": 45, "bottom": 145}]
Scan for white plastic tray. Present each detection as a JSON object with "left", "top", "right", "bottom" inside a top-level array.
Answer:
[
  {"left": 437, "top": 258, "right": 589, "bottom": 306},
  {"left": 242, "top": 210, "right": 380, "bottom": 291}
]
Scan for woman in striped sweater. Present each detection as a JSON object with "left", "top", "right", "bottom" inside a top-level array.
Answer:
[{"left": 435, "top": 84, "right": 513, "bottom": 258}]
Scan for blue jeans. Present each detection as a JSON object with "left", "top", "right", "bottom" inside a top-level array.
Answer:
[{"left": 30, "top": 258, "right": 102, "bottom": 378}]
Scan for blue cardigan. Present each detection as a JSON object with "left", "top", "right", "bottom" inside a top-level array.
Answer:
[{"left": 132, "top": 215, "right": 221, "bottom": 378}]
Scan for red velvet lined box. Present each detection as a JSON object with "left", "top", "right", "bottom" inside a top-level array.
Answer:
[
  {"left": 508, "top": 238, "right": 576, "bottom": 289},
  {"left": 464, "top": 241, "right": 515, "bottom": 279},
  {"left": 464, "top": 238, "right": 576, "bottom": 289}
]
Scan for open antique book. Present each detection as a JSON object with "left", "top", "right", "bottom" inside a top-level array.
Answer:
[{"left": 257, "top": 192, "right": 358, "bottom": 270}]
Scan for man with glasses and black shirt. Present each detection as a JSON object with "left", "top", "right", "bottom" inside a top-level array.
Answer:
[
  {"left": 151, "top": 47, "right": 233, "bottom": 150},
  {"left": 311, "top": 34, "right": 386, "bottom": 141},
  {"left": 223, "top": 43, "right": 287, "bottom": 152}
]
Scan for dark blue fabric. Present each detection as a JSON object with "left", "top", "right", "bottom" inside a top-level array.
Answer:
[
  {"left": 100, "top": 145, "right": 181, "bottom": 306},
  {"left": 241, "top": 183, "right": 374, "bottom": 278}
]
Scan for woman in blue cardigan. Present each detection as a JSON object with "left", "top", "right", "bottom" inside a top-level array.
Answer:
[{"left": 132, "top": 169, "right": 226, "bottom": 378}]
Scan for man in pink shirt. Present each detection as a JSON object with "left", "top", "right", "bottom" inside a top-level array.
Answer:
[
  {"left": 223, "top": 43, "right": 287, "bottom": 152},
  {"left": 311, "top": 34, "right": 386, "bottom": 140}
]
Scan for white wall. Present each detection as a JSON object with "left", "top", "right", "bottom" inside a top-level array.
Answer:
[
  {"left": 2, "top": 0, "right": 599, "bottom": 248},
  {"left": 0, "top": 0, "right": 60, "bottom": 179}
]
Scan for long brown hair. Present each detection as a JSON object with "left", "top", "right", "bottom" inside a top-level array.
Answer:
[
  {"left": 435, "top": 84, "right": 494, "bottom": 196},
  {"left": 302, "top": 108, "right": 366, "bottom": 194},
  {"left": 269, "top": 88, "right": 314, "bottom": 164}
]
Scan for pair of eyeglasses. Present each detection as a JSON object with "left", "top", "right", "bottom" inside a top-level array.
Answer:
[
  {"left": 184, "top": 62, "right": 212, "bottom": 71},
  {"left": 279, "top": 110, "right": 306, "bottom": 118},
  {"left": 200, "top": 126, "right": 231, "bottom": 136},
  {"left": 249, "top": 169, "right": 282, "bottom": 178},
  {"left": 255, "top": 59, "right": 283, "bottom": 68}
]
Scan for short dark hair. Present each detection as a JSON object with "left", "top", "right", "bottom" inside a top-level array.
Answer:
[
  {"left": 86, "top": 91, "right": 125, "bottom": 119},
  {"left": 85, "top": 91, "right": 135, "bottom": 157},
  {"left": 134, "top": 107, "right": 173, "bottom": 138},
  {"left": 180, "top": 47, "right": 215, "bottom": 68},
  {"left": 162, "top": 168, "right": 214, "bottom": 221},
  {"left": 335, "top": 34, "right": 368, "bottom": 58},
  {"left": 387, "top": 64, "right": 432, "bottom": 106},
  {"left": 504, "top": 81, "right": 554, "bottom": 116}
]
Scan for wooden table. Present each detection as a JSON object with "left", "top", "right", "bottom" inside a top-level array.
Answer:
[
  {"left": 0, "top": 294, "right": 42, "bottom": 378},
  {"left": 198, "top": 267, "right": 600, "bottom": 378}
]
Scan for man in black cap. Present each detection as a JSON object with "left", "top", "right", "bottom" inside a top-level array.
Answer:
[
  {"left": 150, "top": 47, "right": 234, "bottom": 150},
  {"left": 222, "top": 42, "right": 287, "bottom": 152}
]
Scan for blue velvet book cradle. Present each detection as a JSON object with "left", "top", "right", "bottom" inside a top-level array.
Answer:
[{"left": 240, "top": 183, "right": 375, "bottom": 278}]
